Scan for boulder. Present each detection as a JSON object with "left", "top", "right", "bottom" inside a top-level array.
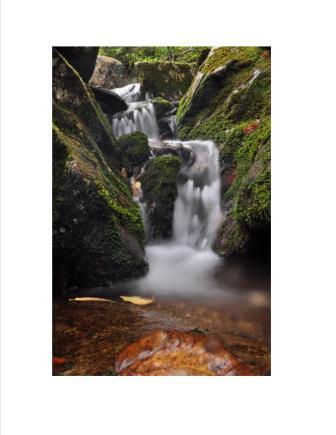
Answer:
[
  {"left": 141, "top": 155, "right": 182, "bottom": 240},
  {"left": 177, "top": 47, "right": 271, "bottom": 257},
  {"left": 90, "top": 85, "right": 127, "bottom": 116},
  {"left": 52, "top": 49, "right": 148, "bottom": 292},
  {"left": 115, "top": 330, "right": 254, "bottom": 375},
  {"left": 118, "top": 131, "right": 151, "bottom": 176},
  {"left": 89, "top": 55, "right": 130, "bottom": 89},
  {"left": 134, "top": 61, "right": 194, "bottom": 101},
  {"left": 54, "top": 46, "right": 99, "bottom": 82}
]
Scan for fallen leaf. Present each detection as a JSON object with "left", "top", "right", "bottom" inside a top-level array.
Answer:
[
  {"left": 120, "top": 295, "right": 154, "bottom": 306},
  {"left": 53, "top": 357, "right": 66, "bottom": 365},
  {"left": 68, "top": 297, "right": 112, "bottom": 302}
]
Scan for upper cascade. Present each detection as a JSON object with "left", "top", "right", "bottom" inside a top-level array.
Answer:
[{"left": 111, "top": 83, "right": 160, "bottom": 140}]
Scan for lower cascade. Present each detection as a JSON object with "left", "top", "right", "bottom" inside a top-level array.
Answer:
[{"left": 172, "top": 140, "right": 222, "bottom": 250}]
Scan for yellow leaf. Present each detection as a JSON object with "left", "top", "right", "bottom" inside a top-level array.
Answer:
[
  {"left": 120, "top": 295, "right": 154, "bottom": 306},
  {"left": 69, "top": 297, "right": 112, "bottom": 302}
]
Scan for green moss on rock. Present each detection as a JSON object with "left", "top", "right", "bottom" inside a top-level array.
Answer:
[
  {"left": 53, "top": 50, "right": 148, "bottom": 292},
  {"left": 141, "top": 155, "right": 182, "bottom": 240},
  {"left": 177, "top": 46, "right": 271, "bottom": 257},
  {"left": 118, "top": 131, "right": 150, "bottom": 174},
  {"left": 134, "top": 61, "right": 194, "bottom": 101}
]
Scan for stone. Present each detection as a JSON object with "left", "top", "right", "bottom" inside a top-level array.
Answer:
[
  {"left": 52, "top": 49, "right": 148, "bottom": 292},
  {"left": 90, "top": 85, "right": 127, "bottom": 116},
  {"left": 90, "top": 55, "right": 130, "bottom": 89},
  {"left": 54, "top": 46, "right": 99, "bottom": 82},
  {"left": 141, "top": 155, "right": 182, "bottom": 240},
  {"left": 134, "top": 61, "right": 194, "bottom": 101},
  {"left": 115, "top": 330, "right": 254, "bottom": 376},
  {"left": 176, "top": 47, "right": 271, "bottom": 257}
]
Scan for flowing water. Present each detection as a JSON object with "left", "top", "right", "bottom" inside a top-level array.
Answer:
[
  {"left": 112, "top": 83, "right": 160, "bottom": 140},
  {"left": 73, "top": 81, "right": 270, "bottom": 373}
]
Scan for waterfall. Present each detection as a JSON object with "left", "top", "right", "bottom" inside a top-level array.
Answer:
[
  {"left": 172, "top": 140, "right": 222, "bottom": 250},
  {"left": 110, "top": 81, "right": 223, "bottom": 296},
  {"left": 120, "top": 139, "right": 223, "bottom": 297},
  {"left": 111, "top": 83, "right": 160, "bottom": 140}
]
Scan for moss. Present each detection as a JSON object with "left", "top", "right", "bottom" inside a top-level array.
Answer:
[
  {"left": 53, "top": 50, "right": 148, "bottom": 291},
  {"left": 141, "top": 155, "right": 182, "bottom": 240},
  {"left": 134, "top": 61, "right": 194, "bottom": 100},
  {"left": 151, "top": 97, "right": 175, "bottom": 118},
  {"left": 118, "top": 132, "right": 150, "bottom": 173},
  {"left": 176, "top": 46, "right": 271, "bottom": 256}
]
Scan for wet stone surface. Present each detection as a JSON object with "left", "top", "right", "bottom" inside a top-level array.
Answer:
[{"left": 53, "top": 293, "right": 270, "bottom": 376}]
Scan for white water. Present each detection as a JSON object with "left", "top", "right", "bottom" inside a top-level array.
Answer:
[
  {"left": 124, "top": 139, "right": 223, "bottom": 297},
  {"left": 110, "top": 83, "right": 223, "bottom": 296},
  {"left": 111, "top": 83, "right": 160, "bottom": 140},
  {"left": 112, "top": 83, "right": 141, "bottom": 103},
  {"left": 172, "top": 140, "right": 222, "bottom": 250}
]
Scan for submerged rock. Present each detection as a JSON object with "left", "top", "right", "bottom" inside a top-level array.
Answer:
[
  {"left": 115, "top": 330, "right": 254, "bottom": 376},
  {"left": 52, "top": 49, "right": 148, "bottom": 292},
  {"left": 177, "top": 47, "right": 271, "bottom": 257},
  {"left": 141, "top": 155, "right": 182, "bottom": 240}
]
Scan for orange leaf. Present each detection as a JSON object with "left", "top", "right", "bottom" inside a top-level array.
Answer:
[{"left": 53, "top": 356, "right": 66, "bottom": 365}]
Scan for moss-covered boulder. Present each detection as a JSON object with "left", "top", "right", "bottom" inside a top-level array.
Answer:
[
  {"left": 177, "top": 47, "right": 271, "bottom": 257},
  {"left": 53, "top": 49, "right": 148, "bottom": 292},
  {"left": 118, "top": 131, "right": 151, "bottom": 175},
  {"left": 141, "top": 155, "right": 182, "bottom": 240},
  {"left": 134, "top": 61, "right": 194, "bottom": 101},
  {"left": 152, "top": 97, "right": 175, "bottom": 119}
]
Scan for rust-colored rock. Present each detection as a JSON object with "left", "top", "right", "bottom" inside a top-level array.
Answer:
[{"left": 115, "top": 330, "right": 254, "bottom": 376}]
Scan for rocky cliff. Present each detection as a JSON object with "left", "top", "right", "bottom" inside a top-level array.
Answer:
[
  {"left": 177, "top": 47, "right": 271, "bottom": 257},
  {"left": 52, "top": 48, "right": 148, "bottom": 292}
]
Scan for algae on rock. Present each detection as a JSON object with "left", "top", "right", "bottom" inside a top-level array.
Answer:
[
  {"left": 177, "top": 46, "right": 271, "bottom": 257},
  {"left": 53, "top": 49, "right": 148, "bottom": 292},
  {"left": 141, "top": 155, "right": 182, "bottom": 240}
]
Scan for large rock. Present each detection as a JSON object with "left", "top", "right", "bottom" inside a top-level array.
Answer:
[
  {"left": 134, "top": 61, "right": 194, "bottom": 101},
  {"left": 141, "top": 155, "right": 182, "bottom": 240},
  {"left": 118, "top": 131, "right": 151, "bottom": 176},
  {"left": 54, "top": 47, "right": 99, "bottom": 82},
  {"left": 115, "top": 330, "right": 254, "bottom": 375},
  {"left": 52, "top": 49, "right": 148, "bottom": 292},
  {"left": 90, "top": 85, "right": 127, "bottom": 116},
  {"left": 90, "top": 55, "right": 130, "bottom": 89},
  {"left": 177, "top": 47, "right": 271, "bottom": 257}
]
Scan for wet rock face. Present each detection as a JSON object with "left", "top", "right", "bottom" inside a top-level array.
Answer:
[
  {"left": 115, "top": 330, "right": 254, "bottom": 375},
  {"left": 54, "top": 47, "right": 99, "bottom": 82},
  {"left": 118, "top": 131, "right": 150, "bottom": 176},
  {"left": 90, "top": 55, "right": 130, "bottom": 89},
  {"left": 176, "top": 47, "right": 271, "bottom": 257},
  {"left": 53, "top": 50, "right": 148, "bottom": 292},
  {"left": 141, "top": 155, "right": 182, "bottom": 240}
]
